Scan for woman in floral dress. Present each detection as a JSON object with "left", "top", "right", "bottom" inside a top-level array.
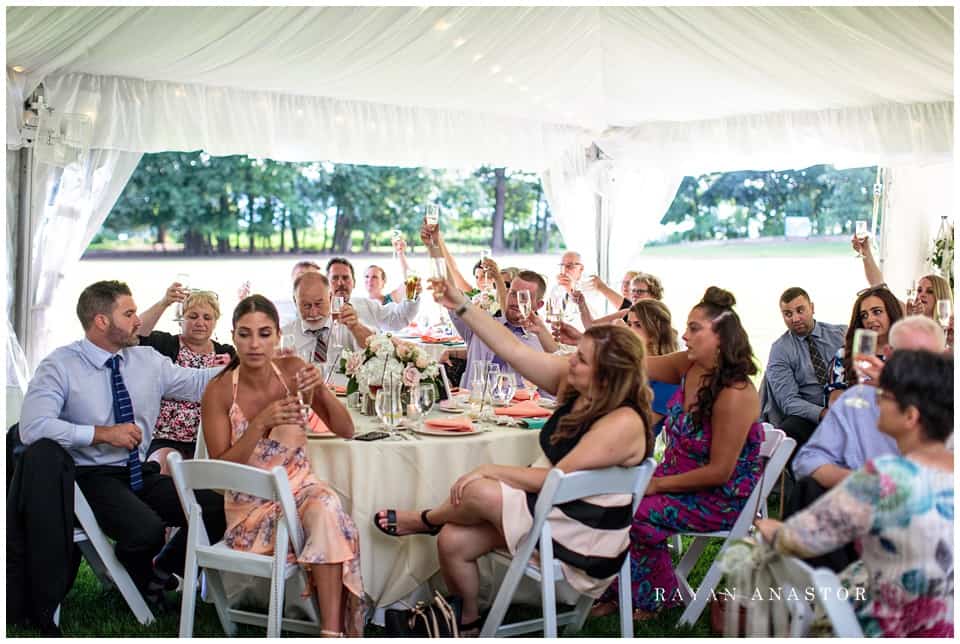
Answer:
[
  {"left": 202, "top": 295, "right": 364, "bottom": 637},
  {"left": 136, "top": 287, "right": 235, "bottom": 474},
  {"left": 594, "top": 287, "right": 764, "bottom": 618},
  {"left": 758, "top": 349, "right": 954, "bottom": 637}
]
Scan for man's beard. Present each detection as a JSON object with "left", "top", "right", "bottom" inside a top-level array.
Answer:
[{"left": 108, "top": 324, "right": 138, "bottom": 347}]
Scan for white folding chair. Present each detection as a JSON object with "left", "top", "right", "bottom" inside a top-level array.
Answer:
[
  {"left": 759, "top": 553, "right": 864, "bottom": 637},
  {"left": 168, "top": 452, "right": 321, "bottom": 637},
  {"left": 480, "top": 458, "right": 657, "bottom": 638},
  {"left": 674, "top": 427, "right": 795, "bottom": 626},
  {"left": 59, "top": 484, "right": 156, "bottom": 626}
]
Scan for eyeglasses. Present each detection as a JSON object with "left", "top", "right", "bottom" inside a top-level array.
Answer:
[
  {"left": 631, "top": 288, "right": 651, "bottom": 296},
  {"left": 856, "top": 283, "right": 889, "bottom": 297},
  {"left": 559, "top": 262, "right": 583, "bottom": 270}
]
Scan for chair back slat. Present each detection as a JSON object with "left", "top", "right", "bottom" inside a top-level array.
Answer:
[{"left": 177, "top": 458, "right": 277, "bottom": 500}]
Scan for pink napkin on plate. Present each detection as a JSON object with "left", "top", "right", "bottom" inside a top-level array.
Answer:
[
  {"left": 424, "top": 417, "right": 476, "bottom": 432},
  {"left": 495, "top": 400, "right": 553, "bottom": 418},
  {"left": 511, "top": 389, "right": 540, "bottom": 403}
]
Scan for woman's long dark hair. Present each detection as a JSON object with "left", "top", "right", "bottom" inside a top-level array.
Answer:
[
  {"left": 690, "top": 287, "right": 757, "bottom": 430},
  {"left": 214, "top": 295, "right": 280, "bottom": 380},
  {"left": 555, "top": 325, "right": 654, "bottom": 458},
  {"left": 841, "top": 286, "right": 903, "bottom": 385}
]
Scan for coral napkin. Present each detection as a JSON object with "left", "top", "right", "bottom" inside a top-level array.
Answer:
[
  {"left": 511, "top": 389, "right": 540, "bottom": 403},
  {"left": 495, "top": 400, "right": 553, "bottom": 418},
  {"left": 326, "top": 384, "right": 347, "bottom": 395},
  {"left": 424, "top": 417, "right": 476, "bottom": 432},
  {"left": 419, "top": 335, "right": 462, "bottom": 344}
]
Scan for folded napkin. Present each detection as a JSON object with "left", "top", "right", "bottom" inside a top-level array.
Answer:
[
  {"left": 424, "top": 417, "right": 476, "bottom": 432},
  {"left": 326, "top": 384, "right": 347, "bottom": 395},
  {"left": 511, "top": 389, "right": 540, "bottom": 403},
  {"left": 420, "top": 335, "right": 462, "bottom": 344},
  {"left": 495, "top": 400, "right": 553, "bottom": 418},
  {"left": 306, "top": 410, "right": 334, "bottom": 436}
]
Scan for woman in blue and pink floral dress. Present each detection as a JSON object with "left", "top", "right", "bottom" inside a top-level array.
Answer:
[
  {"left": 758, "top": 349, "right": 953, "bottom": 637},
  {"left": 594, "top": 287, "right": 764, "bottom": 618}
]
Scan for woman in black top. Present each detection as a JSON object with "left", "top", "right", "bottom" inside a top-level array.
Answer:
[
  {"left": 138, "top": 288, "right": 234, "bottom": 473},
  {"left": 374, "top": 270, "right": 653, "bottom": 634}
]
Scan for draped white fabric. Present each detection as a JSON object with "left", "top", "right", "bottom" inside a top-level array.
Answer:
[
  {"left": 27, "top": 72, "right": 585, "bottom": 170},
  {"left": 878, "top": 163, "right": 954, "bottom": 298},
  {"left": 23, "top": 150, "right": 142, "bottom": 369}
]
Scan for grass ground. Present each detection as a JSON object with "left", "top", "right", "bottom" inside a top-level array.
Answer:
[{"left": 6, "top": 535, "right": 730, "bottom": 637}]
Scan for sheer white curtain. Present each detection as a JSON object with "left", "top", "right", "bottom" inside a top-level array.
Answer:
[
  {"left": 22, "top": 149, "right": 142, "bottom": 370},
  {"left": 879, "top": 162, "right": 953, "bottom": 297}
]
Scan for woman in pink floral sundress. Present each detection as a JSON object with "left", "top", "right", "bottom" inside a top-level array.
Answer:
[{"left": 202, "top": 295, "right": 363, "bottom": 637}]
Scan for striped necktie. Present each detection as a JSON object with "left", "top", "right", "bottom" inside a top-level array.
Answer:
[
  {"left": 106, "top": 355, "right": 143, "bottom": 492},
  {"left": 804, "top": 335, "right": 830, "bottom": 386},
  {"left": 305, "top": 328, "right": 328, "bottom": 363}
]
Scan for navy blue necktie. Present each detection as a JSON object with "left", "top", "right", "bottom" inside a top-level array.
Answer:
[{"left": 106, "top": 355, "right": 143, "bottom": 492}]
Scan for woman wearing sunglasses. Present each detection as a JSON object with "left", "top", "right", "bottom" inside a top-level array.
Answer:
[{"left": 137, "top": 284, "right": 234, "bottom": 473}]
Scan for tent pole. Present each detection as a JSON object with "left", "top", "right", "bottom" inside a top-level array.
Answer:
[{"left": 14, "top": 146, "right": 34, "bottom": 344}]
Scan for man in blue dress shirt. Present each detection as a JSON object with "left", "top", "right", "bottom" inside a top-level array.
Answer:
[
  {"left": 760, "top": 287, "right": 846, "bottom": 448},
  {"left": 13, "top": 280, "right": 226, "bottom": 624}
]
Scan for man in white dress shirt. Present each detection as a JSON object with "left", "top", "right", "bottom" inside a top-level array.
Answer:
[
  {"left": 281, "top": 272, "right": 369, "bottom": 386},
  {"left": 274, "top": 260, "right": 322, "bottom": 327},
  {"left": 326, "top": 257, "right": 420, "bottom": 332}
]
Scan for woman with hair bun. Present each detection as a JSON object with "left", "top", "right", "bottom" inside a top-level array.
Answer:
[{"left": 593, "top": 286, "right": 765, "bottom": 619}]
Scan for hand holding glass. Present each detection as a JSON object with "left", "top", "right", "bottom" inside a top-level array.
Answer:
[
  {"left": 516, "top": 290, "right": 532, "bottom": 337},
  {"left": 845, "top": 328, "right": 878, "bottom": 408},
  {"left": 936, "top": 299, "right": 952, "bottom": 328},
  {"left": 174, "top": 272, "right": 190, "bottom": 321},
  {"left": 854, "top": 221, "right": 868, "bottom": 258}
]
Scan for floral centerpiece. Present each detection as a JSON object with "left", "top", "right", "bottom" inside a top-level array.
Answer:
[
  {"left": 341, "top": 333, "right": 442, "bottom": 397},
  {"left": 928, "top": 216, "right": 954, "bottom": 290}
]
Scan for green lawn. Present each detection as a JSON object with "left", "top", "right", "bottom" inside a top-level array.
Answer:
[{"left": 8, "top": 536, "right": 729, "bottom": 637}]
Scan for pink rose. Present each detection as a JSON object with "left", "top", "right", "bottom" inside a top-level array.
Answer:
[
  {"left": 402, "top": 366, "right": 422, "bottom": 388},
  {"left": 345, "top": 352, "right": 365, "bottom": 376}
]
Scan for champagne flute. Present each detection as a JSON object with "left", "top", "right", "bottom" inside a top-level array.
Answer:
[
  {"left": 936, "top": 299, "right": 952, "bottom": 329},
  {"left": 174, "top": 272, "right": 190, "bottom": 321},
  {"left": 516, "top": 290, "right": 532, "bottom": 338},
  {"left": 429, "top": 257, "right": 447, "bottom": 281},
  {"left": 278, "top": 333, "right": 297, "bottom": 357},
  {"left": 391, "top": 229, "right": 403, "bottom": 259},
  {"left": 844, "top": 328, "right": 878, "bottom": 408},
  {"left": 854, "top": 220, "right": 869, "bottom": 258},
  {"left": 425, "top": 204, "right": 439, "bottom": 226}
]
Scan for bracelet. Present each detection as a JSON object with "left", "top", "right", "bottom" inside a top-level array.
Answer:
[{"left": 454, "top": 300, "right": 471, "bottom": 317}]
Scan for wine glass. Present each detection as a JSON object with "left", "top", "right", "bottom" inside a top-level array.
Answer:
[
  {"left": 491, "top": 373, "right": 517, "bottom": 406},
  {"left": 425, "top": 204, "right": 439, "bottom": 226},
  {"left": 413, "top": 384, "right": 436, "bottom": 417},
  {"left": 936, "top": 299, "right": 952, "bottom": 329},
  {"left": 516, "top": 290, "right": 532, "bottom": 338},
  {"left": 174, "top": 272, "right": 190, "bottom": 321},
  {"left": 845, "top": 328, "right": 878, "bottom": 408},
  {"left": 522, "top": 377, "right": 538, "bottom": 401},
  {"left": 375, "top": 388, "right": 404, "bottom": 433},
  {"left": 854, "top": 220, "right": 869, "bottom": 258},
  {"left": 278, "top": 333, "right": 297, "bottom": 358}
]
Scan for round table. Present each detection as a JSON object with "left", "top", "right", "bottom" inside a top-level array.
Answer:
[{"left": 306, "top": 405, "right": 542, "bottom": 611}]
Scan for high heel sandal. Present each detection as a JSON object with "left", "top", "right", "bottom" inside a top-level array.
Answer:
[
  {"left": 320, "top": 629, "right": 343, "bottom": 637},
  {"left": 373, "top": 509, "right": 443, "bottom": 537}
]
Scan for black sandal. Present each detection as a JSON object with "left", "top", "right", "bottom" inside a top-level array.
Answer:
[
  {"left": 373, "top": 509, "right": 443, "bottom": 537},
  {"left": 459, "top": 616, "right": 483, "bottom": 637}
]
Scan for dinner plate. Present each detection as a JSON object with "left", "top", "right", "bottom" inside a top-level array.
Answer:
[
  {"left": 437, "top": 400, "right": 465, "bottom": 413},
  {"left": 413, "top": 425, "right": 483, "bottom": 437}
]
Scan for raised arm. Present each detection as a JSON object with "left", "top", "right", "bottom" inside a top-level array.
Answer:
[
  {"left": 644, "top": 350, "right": 692, "bottom": 385},
  {"left": 483, "top": 257, "right": 509, "bottom": 314},
  {"left": 587, "top": 275, "right": 623, "bottom": 310},
  {"left": 586, "top": 309, "right": 628, "bottom": 328},
  {"left": 137, "top": 282, "right": 187, "bottom": 335},
  {"left": 422, "top": 220, "right": 474, "bottom": 293},
  {"left": 575, "top": 291, "right": 595, "bottom": 328},
  {"left": 431, "top": 275, "right": 569, "bottom": 394},
  {"left": 388, "top": 239, "right": 412, "bottom": 303},
  {"left": 853, "top": 235, "right": 884, "bottom": 287}
]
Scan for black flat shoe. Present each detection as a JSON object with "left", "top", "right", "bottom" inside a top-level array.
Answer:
[{"left": 373, "top": 509, "right": 443, "bottom": 537}]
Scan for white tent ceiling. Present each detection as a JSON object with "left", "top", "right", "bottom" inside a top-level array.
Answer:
[{"left": 6, "top": 5, "right": 954, "bottom": 168}]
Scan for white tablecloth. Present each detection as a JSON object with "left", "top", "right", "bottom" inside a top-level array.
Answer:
[{"left": 306, "top": 407, "right": 541, "bottom": 610}]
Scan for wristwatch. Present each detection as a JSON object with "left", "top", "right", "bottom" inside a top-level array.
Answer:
[{"left": 454, "top": 299, "right": 470, "bottom": 317}]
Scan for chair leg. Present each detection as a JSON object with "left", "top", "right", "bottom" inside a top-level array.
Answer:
[
  {"left": 539, "top": 540, "right": 558, "bottom": 638},
  {"left": 676, "top": 553, "right": 725, "bottom": 627},
  {"left": 204, "top": 570, "right": 237, "bottom": 637},
  {"left": 564, "top": 595, "right": 594, "bottom": 635},
  {"left": 617, "top": 556, "right": 634, "bottom": 638},
  {"left": 480, "top": 557, "right": 528, "bottom": 637},
  {"left": 179, "top": 544, "right": 199, "bottom": 638}
]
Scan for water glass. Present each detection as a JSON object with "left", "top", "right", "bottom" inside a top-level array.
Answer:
[
  {"left": 845, "top": 328, "right": 878, "bottom": 408},
  {"left": 411, "top": 383, "right": 437, "bottom": 418},
  {"left": 491, "top": 373, "right": 517, "bottom": 406},
  {"left": 936, "top": 299, "right": 952, "bottom": 329},
  {"left": 375, "top": 388, "right": 404, "bottom": 431},
  {"left": 854, "top": 220, "right": 868, "bottom": 258}
]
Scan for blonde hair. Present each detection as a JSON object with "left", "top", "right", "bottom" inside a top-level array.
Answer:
[
  {"left": 920, "top": 274, "right": 953, "bottom": 305},
  {"left": 182, "top": 291, "right": 221, "bottom": 320}
]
